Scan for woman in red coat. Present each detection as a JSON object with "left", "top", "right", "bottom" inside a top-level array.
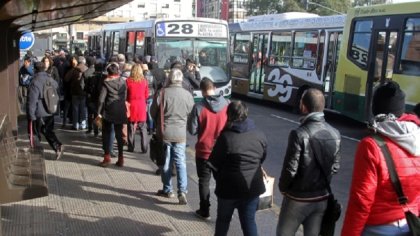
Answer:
[{"left": 126, "top": 64, "right": 149, "bottom": 153}]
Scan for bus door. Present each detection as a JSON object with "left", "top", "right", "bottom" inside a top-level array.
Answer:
[
  {"left": 249, "top": 33, "right": 268, "bottom": 95},
  {"left": 365, "top": 30, "right": 398, "bottom": 118},
  {"left": 323, "top": 31, "right": 342, "bottom": 108}
]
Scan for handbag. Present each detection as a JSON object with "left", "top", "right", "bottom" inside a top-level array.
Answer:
[
  {"left": 309, "top": 135, "right": 342, "bottom": 236},
  {"left": 257, "top": 167, "right": 275, "bottom": 210},
  {"left": 149, "top": 90, "right": 167, "bottom": 166},
  {"left": 373, "top": 135, "right": 420, "bottom": 236}
]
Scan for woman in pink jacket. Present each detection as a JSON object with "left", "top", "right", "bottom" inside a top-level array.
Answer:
[
  {"left": 126, "top": 64, "right": 149, "bottom": 153},
  {"left": 342, "top": 81, "right": 420, "bottom": 236}
]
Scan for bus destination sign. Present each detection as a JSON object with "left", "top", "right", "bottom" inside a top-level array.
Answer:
[{"left": 156, "top": 22, "right": 227, "bottom": 38}]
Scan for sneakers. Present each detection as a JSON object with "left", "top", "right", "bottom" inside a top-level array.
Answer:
[
  {"left": 178, "top": 192, "right": 188, "bottom": 205},
  {"left": 55, "top": 145, "right": 64, "bottom": 160},
  {"left": 195, "top": 209, "right": 211, "bottom": 220},
  {"left": 156, "top": 190, "right": 175, "bottom": 198}
]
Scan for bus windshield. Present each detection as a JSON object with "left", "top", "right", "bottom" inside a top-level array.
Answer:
[{"left": 156, "top": 38, "right": 229, "bottom": 83}]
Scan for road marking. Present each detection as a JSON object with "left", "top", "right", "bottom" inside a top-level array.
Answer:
[{"left": 270, "top": 114, "right": 360, "bottom": 142}]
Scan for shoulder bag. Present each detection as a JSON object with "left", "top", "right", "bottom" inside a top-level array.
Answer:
[
  {"left": 149, "top": 90, "right": 167, "bottom": 166},
  {"left": 257, "top": 167, "right": 275, "bottom": 210},
  {"left": 373, "top": 135, "right": 420, "bottom": 236}
]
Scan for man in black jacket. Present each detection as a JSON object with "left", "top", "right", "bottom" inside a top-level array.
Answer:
[
  {"left": 276, "top": 88, "right": 341, "bottom": 236},
  {"left": 27, "top": 62, "right": 64, "bottom": 160}
]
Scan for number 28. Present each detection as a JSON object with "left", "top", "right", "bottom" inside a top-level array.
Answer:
[{"left": 167, "top": 24, "right": 193, "bottom": 34}]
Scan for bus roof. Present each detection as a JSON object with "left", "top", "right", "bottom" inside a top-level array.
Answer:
[
  {"left": 247, "top": 12, "right": 319, "bottom": 22},
  {"left": 230, "top": 14, "right": 345, "bottom": 32}
]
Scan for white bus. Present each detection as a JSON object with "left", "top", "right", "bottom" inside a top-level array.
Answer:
[
  {"left": 229, "top": 13, "right": 345, "bottom": 109},
  {"left": 88, "top": 18, "right": 231, "bottom": 100}
]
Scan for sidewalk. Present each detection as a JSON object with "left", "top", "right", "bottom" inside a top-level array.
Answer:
[{"left": 1, "top": 118, "right": 280, "bottom": 236}]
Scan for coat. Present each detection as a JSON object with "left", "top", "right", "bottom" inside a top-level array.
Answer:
[
  {"left": 27, "top": 72, "right": 58, "bottom": 120},
  {"left": 97, "top": 76, "right": 127, "bottom": 124},
  {"left": 150, "top": 83, "right": 194, "bottom": 143},
  {"left": 208, "top": 118, "right": 267, "bottom": 199},
  {"left": 341, "top": 114, "right": 420, "bottom": 235},
  {"left": 126, "top": 78, "right": 148, "bottom": 122}
]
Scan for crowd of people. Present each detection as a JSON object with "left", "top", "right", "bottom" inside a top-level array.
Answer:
[{"left": 18, "top": 48, "right": 420, "bottom": 236}]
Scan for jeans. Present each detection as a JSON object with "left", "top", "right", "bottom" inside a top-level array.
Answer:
[
  {"left": 196, "top": 157, "right": 212, "bottom": 213},
  {"left": 146, "top": 98, "right": 154, "bottom": 131},
  {"left": 215, "top": 196, "right": 259, "bottom": 236},
  {"left": 362, "top": 222, "right": 410, "bottom": 236},
  {"left": 160, "top": 142, "right": 187, "bottom": 194},
  {"left": 276, "top": 196, "right": 328, "bottom": 236},
  {"left": 102, "top": 120, "right": 123, "bottom": 157},
  {"left": 71, "top": 95, "right": 87, "bottom": 129},
  {"left": 30, "top": 116, "right": 61, "bottom": 152},
  {"left": 127, "top": 122, "right": 148, "bottom": 152}
]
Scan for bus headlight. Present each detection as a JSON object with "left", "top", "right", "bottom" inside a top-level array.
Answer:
[
  {"left": 224, "top": 88, "right": 230, "bottom": 95},
  {"left": 219, "top": 90, "right": 224, "bottom": 96}
]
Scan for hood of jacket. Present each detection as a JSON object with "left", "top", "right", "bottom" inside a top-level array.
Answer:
[
  {"left": 104, "top": 76, "right": 125, "bottom": 92},
  {"left": 204, "top": 95, "right": 228, "bottom": 113},
  {"left": 373, "top": 113, "right": 420, "bottom": 156},
  {"left": 228, "top": 118, "right": 256, "bottom": 133}
]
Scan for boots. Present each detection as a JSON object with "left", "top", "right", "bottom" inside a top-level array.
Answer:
[
  {"left": 100, "top": 154, "right": 111, "bottom": 167},
  {"left": 116, "top": 155, "right": 124, "bottom": 167}
]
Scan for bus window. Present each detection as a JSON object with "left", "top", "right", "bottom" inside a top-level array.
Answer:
[
  {"left": 349, "top": 20, "right": 372, "bottom": 68},
  {"left": 316, "top": 31, "right": 325, "bottom": 76},
  {"left": 400, "top": 18, "right": 420, "bottom": 75},
  {"left": 104, "top": 31, "right": 111, "bottom": 59},
  {"left": 270, "top": 32, "right": 292, "bottom": 67},
  {"left": 135, "top": 31, "right": 145, "bottom": 57},
  {"left": 112, "top": 31, "right": 120, "bottom": 55},
  {"left": 126, "top": 31, "right": 135, "bottom": 55},
  {"left": 292, "top": 31, "right": 318, "bottom": 70},
  {"left": 233, "top": 33, "right": 250, "bottom": 64}
]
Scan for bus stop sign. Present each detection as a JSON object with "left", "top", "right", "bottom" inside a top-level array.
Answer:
[{"left": 19, "top": 32, "right": 35, "bottom": 50}]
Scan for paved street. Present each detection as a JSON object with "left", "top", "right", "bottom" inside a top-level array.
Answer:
[{"left": 1, "top": 115, "right": 278, "bottom": 236}]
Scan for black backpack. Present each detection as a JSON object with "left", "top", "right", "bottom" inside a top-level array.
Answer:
[{"left": 43, "top": 78, "right": 59, "bottom": 114}]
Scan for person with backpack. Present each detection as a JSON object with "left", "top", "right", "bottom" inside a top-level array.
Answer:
[
  {"left": 18, "top": 56, "right": 34, "bottom": 113},
  {"left": 27, "top": 62, "right": 64, "bottom": 160}
]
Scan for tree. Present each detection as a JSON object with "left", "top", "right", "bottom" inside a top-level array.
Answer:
[{"left": 246, "top": 0, "right": 281, "bottom": 15}]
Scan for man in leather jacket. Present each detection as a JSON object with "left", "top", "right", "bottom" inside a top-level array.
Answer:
[{"left": 276, "top": 88, "right": 341, "bottom": 236}]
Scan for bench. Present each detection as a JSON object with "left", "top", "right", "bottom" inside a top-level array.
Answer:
[{"left": 0, "top": 114, "right": 48, "bottom": 204}]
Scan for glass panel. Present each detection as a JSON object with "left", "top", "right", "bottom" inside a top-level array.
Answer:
[
  {"left": 350, "top": 20, "right": 372, "bottom": 68},
  {"left": 233, "top": 33, "right": 250, "bottom": 64},
  {"left": 292, "top": 31, "right": 318, "bottom": 69},
  {"left": 155, "top": 38, "right": 229, "bottom": 83},
  {"left": 400, "top": 18, "right": 420, "bottom": 75},
  {"left": 112, "top": 31, "right": 119, "bottom": 55},
  {"left": 270, "top": 32, "right": 291, "bottom": 66},
  {"left": 135, "top": 31, "right": 145, "bottom": 57},
  {"left": 126, "top": 31, "right": 135, "bottom": 54},
  {"left": 385, "top": 32, "right": 398, "bottom": 79}
]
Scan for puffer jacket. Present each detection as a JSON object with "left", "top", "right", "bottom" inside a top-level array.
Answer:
[
  {"left": 97, "top": 76, "right": 127, "bottom": 124},
  {"left": 279, "top": 112, "right": 341, "bottom": 200},
  {"left": 27, "top": 71, "right": 58, "bottom": 120},
  {"left": 342, "top": 113, "right": 420, "bottom": 236},
  {"left": 208, "top": 118, "right": 267, "bottom": 199},
  {"left": 150, "top": 83, "right": 194, "bottom": 143}
]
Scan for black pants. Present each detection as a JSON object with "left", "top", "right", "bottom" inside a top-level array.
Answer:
[
  {"left": 30, "top": 116, "right": 61, "bottom": 152},
  {"left": 86, "top": 101, "right": 98, "bottom": 134},
  {"left": 127, "top": 122, "right": 148, "bottom": 152},
  {"left": 102, "top": 119, "right": 123, "bottom": 157},
  {"left": 196, "top": 157, "right": 212, "bottom": 213}
]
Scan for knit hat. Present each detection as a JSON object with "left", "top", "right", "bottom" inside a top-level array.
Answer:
[{"left": 372, "top": 81, "right": 405, "bottom": 117}]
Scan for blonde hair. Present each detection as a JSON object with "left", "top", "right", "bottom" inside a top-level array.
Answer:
[{"left": 130, "top": 64, "right": 144, "bottom": 82}]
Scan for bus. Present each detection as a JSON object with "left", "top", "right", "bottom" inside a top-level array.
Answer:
[
  {"left": 88, "top": 18, "right": 231, "bottom": 100},
  {"left": 229, "top": 13, "right": 345, "bottom": 110},
  {"left": 334, "top": 2, "right": 420, "bottom": 121},
  {"left": 230, "top": 2, "right": 420, "bottom": 122}
]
